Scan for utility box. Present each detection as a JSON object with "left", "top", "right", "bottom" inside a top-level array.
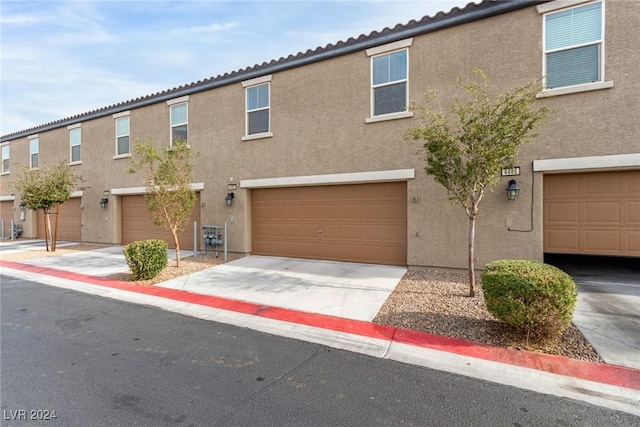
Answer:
[{"left": 202, "top": 225, "right": 225, "bottom": 257}]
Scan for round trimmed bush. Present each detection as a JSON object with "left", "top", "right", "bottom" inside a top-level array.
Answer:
[
  {"left": 482, "top": 259, "right": 577, "bottom": 340},
  {"left": 124, "top": 239, "right": 168, "bottom": 281}
]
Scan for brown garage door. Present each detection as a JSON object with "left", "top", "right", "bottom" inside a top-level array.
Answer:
[
  {"left": 121, "top": 193, "right": 201, "bottom": 250},
  {"left": 252, "top": 182, "right": 407, "bottom": 265},
  {"left": 544, "top": 170, "right": 640, "bottom": 256},
  {"left": 1, "top": 201, "right": 15, "bottom": 238},
  {"left": 36, "top": 198, "right": 82, "bottom": 241}
]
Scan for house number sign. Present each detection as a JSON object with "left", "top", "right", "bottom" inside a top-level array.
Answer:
[{"left": 501, "top": 166, "right": 521, "bottom": 176}]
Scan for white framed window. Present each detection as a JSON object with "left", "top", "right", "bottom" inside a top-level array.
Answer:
[
  {"left": 29, "top": 136, "right": 39, "bottom": 169},
  {"left": 543, "top": 1, "right": 603, "bottom": 89},
  {"left": 246, "top": 83, "right": 270, "bottom": 136},
  {"left": 115, "top": 115, "right": 130, "bottom": 156},
  {"left": 371, "top": 49, "right": 408, "bottom": 116},
  {"left": 1, "top": 144, "right": 9, "bottom": 174},
  {"left": 365, "top": 38, "right": 412, "bottom": 122},
  {"left": 241, "top": 75, "right": 272, "bottom": 140},
  {"left": 69, "top": 125, "right": 81, "bottom": 163},
  {"left": 168, "top": 97, "right": 188, "bottom": 145}
]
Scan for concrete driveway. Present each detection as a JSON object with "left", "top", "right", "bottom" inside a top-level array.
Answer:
[
  {"left": 548, "top": 256, "right": 640, "bottom": 370},
  {"left": 159, "top": 256, "right": 407, "bottom": 321}
]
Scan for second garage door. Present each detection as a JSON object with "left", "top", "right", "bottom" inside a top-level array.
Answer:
[
  {"left": 121, "top": 193, "right": 201, "bottom": 250},
  {"left": 544, "top": 170, "right": 640, "bottom": 257},
  {"left": 252, "top": 182, "right": 407, "bottom": 265},
  {"left": 36, "top": 198, "right": 82, "bottom": 241}
]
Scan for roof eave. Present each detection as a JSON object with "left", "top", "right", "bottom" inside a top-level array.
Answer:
[{"left": 1, "top": 0, "right": 546, "bottom": 142}]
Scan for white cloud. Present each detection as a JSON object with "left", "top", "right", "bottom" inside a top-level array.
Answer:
[{"left": 173, "top": 22, "right": 237, "bottom": 35}]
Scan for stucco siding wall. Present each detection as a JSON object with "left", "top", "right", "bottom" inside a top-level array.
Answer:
[{"left": 1, "top": 0, "right": 637, "bottom": 268}]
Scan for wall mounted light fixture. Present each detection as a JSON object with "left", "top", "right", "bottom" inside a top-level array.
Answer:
[
  {"left": 19, "top": 202, "right": 26, "bottom": 211},
  {"left": 225, "top": 192, "right": 235, "bottom": 206},
  {"left": 506, "top": 179, "right": 520, "bottom": 201},
  {"left": 100, "top": 197, "right": 109, "bottom": 208}
]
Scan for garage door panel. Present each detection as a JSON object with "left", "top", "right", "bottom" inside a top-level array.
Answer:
[
  {"left": 252, "top": 182, "right": 407, "bottom": 265},
  {"left": 546, "top": 202, "right": 580, "bottom": 223},
  {"left": 628, "top": 202, "right": 640, "bottom": 223},
  {"left": 545, "top": 175, "right": 581, "bottom": 198},
  {"left": 585, "top": 174, "right": 620, "bottom": 195},
  {"left": 545, "top": 229, "right": 580, "bottom": 252},
  {"left": 628, "top": 174, "right": 640, "bottom": 195},
  {"left": 626, "top": 232, "right": 640, "bottom": 253},
  {"left": 584, "top": 201, "right": 621, "bottom": 223},
  {"left": 544, "top": 171, "right": 639, "bottom": 256},
  {"left": 585, "top": 230, "right": 620, "bottom": 252}
]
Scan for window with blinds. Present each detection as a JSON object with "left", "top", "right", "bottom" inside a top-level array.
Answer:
[
  {"left": 371, "top": 49, "right": 408, "bottom": 116},
  {"left": 544, "top": 1, "right": 602, "bottom": 89},
  {"left": 246, "top": 83, "right": 270, "bottom": 136}
]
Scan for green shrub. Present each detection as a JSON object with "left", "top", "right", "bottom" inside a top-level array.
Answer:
[
  {"left": 123, "top": 239, "right": 168, "bottom": 281},
  {"left": 482, "top": 259, "right": 577, "bottom": 341}
]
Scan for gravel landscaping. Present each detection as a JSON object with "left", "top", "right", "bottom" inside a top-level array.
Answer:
[{"left": 1, "top": 243, "right": 602, "bottom": 363}]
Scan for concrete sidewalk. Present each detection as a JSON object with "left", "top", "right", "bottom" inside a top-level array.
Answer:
[{"left": 1, "top": 242, "right": 639, "bottom": 415}]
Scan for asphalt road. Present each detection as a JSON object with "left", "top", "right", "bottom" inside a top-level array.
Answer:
[{"left": 1, "top": 276, "right": 638, "bottom": 427}]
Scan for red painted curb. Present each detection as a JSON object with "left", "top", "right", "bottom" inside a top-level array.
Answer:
[{"left": 2, "top": 259, "right": 639, "bottom": 390}]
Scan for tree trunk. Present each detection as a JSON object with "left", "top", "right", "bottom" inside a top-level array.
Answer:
[
  {"left": 468, "top": 214, "right": 476, "bottom": 297},
  {"left": 52, "top": 203, "right": 60, "bottom": 251},
  {"left": 43, "top": 209, "right": 50, "bottom": 252},
  {"left": 172, "top": 228, "right": 181, "bottom": 268}
]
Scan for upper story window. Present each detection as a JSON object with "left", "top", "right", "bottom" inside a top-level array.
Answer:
[
  {"left": 167, "top": 96, "right": 188, "bottom": 145},
  {"left": 115, "top": 113, "right": 130, "bottom": 156},
  {"left": 69, "top": 125, "right": 81, "bottom": 163},
  {"left": 246, "top": 83, "right": 270, "bottom": 135},
  {"left": 365, "top": 38, "right": 413, "bottom": 123},
  {"left": 1, "top": 144, "right": 9, "bottom": 174},
  {"left": 29, "top": 136, "right": 39, "bottom": 169},
  {"left": 543, "top": 1, "right": 603, "bottom": 89},
  {"left": 241, "top": 75, "right": 272, "bottom": 140},
  {"left": 371, "top": 49, "right": 408, "bottom": 116}
]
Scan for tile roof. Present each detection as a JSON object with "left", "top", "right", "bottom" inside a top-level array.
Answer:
[{"left": 1, "top": 0, "right": 546, "bottom": 142}]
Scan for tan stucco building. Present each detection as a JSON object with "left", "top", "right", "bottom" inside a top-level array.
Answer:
[{"left": 1, "top": 0, "right": 638, "bottom": 269}]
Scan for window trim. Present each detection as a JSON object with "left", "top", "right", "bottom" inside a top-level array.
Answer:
[
  {"left": 68, "top": 124, "right": 82, "bottom": 165},
  {"left": 366, "top": 38, "right": 413, "bottom": 122},
  {"left": 539, "top": 0, "right": 610, "bottom": 95},
  {"left": 167, "top": 96, "right": 189, "bottom": 146},
  {"left": 114, "top": 111, "right": 131, "bottom": 158},
  {"left": 28, "top": 134, "right": 39, "bottom": 169},
  {"left": 1, "top": 143, "right": 9, "bottom": 175},
  {"left": 242, "top": 75, "right": 272, "bottom": 139}
]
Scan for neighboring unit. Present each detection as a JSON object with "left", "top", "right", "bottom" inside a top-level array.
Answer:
[{"left": 1, "top": 0, "right": 638, "bottom": 269}]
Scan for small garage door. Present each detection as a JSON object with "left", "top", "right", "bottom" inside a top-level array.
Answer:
[
  {"left": 544, "top": 170, "right": 640, "bottom": 257},
  {"left": 121, "top": 193, "right": 201, "bottom": 250},
  {"left": 252, "top": 182, "right": 407, "bottom": 265},
  {"left": 1, "top": 201, "right": 15, "bottom": 238},
  {"left": 37, "top": 198, "right": 82, "bottom": 241}
]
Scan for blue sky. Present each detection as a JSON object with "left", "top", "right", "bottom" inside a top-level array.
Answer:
[{"left": 1, "top": 0, "right": 468, "bottom": 136}]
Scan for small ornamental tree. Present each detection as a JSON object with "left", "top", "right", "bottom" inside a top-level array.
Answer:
[
  {"left": 12, "top": 161, "right": 82, "bottom": 251},
  {"left": 406, "top": 69, "right": 551, "bottom": 297},
  {"left": 127, "top": 138, "right": 197, "bottom": 267}
]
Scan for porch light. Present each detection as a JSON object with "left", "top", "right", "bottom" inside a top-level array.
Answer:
[
  {"left": 225, "top": 192, "right": 235, "bottom": 206},
  {"left": 19, "top": 201, "right": 26, "bottom": 211},
  {"left": 506, "top": 179, "right": 520, "bottom": 201},
  {"left": 100, "top": 197, "right": 109, "bottom": 209}
]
